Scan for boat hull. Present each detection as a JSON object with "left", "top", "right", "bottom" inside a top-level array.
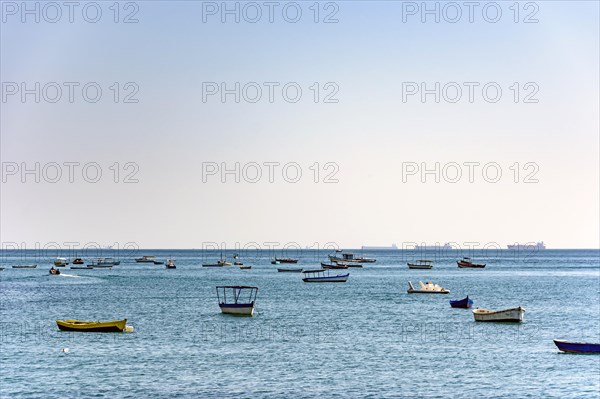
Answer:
[
  {"left": 450, "top": 297, "right": 473, "bottom": 308},
  {"left": 12, "top": 265, "right": 37, "bottom": 269},
  {"left": 303, "top": 274, "right": 349, "bottom": 283},
  {"left": 408, "top": 289, "right": 449, "bottom": 294},
  {"left": 407, "top": 263, "right": 433, "bottom": 269},
  {"left": 553, "top": 340, "right": 600, "bottom": 354},
  {"left": 457, "top": 261, "right": 485, "bottom": 268},
  {"left": 277, "top": 268, "right": 303, "bottom": 273},
  {"left": 219, "top": 303, "right": 254, "bottom": 316},
  {"left": 71, "top": 266, "right": 93, "bottom": 270},
  {"left": 473, "top": 307, "right": 525, "bottom": 322},
  {"left": 56, "top": 319, "right": 127, "bottom": 332},
  {"left": 275, "top": 258, "right": 298, "bottom": 264}
]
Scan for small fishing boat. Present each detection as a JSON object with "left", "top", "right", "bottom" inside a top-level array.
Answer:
[
  {"left": 407, "top": 260, "right": 433, "bottom": 269},
  {"left": 553, "top": 340, "right": 600, "bottom": 354},
  {"left": 54, "top": 257, "right": 69, "bottom": 267},
  {"left": 72, "top": 258, "right": 84, "bottom": 265},
  {"left": 12, "top": 265, "right": 37, "bottom": 269},
  {"left": 203, "top": 253, "right": 232, "bottom": 267},
  {"left": 277, "top": 268, "right": 303, "bottom": 273},
  {"left": 88, "top": 258, "right": 120, "bottom": 267},
  {"left": 153, "top": 260, "right": 164, "bottom": 265},
  {"left": 271, "top": 259, "right": 280, "bottom": 265},
  {"left": 457, "top": 257, "right": 486, "bottom": 268},
  {"left": 239, "top": 265, "right": 252, "bottom": 270},
  {"left": 216, "top": 286, "right": 258, "bottom": 316},
  {"left": 49, "top": 267, "right": 61, "bottom": 275},
  {"left": 449, "top": 296, "right": 473, "bottom": 308},
  {"left": 233, "top": 254, "right": 240, "bottom": 259},
  {"left": 302, "top": 269, "right": 349, "bottom": 283},
  {"left": 165, "top": 259, "right": 176, "bottom": 269},
  {"left": 202, "top": 260, "right": 232, "bottom": 267},
  {"left": 71, "top": 266, "right": 93, "bottom": 270},
  {"left": 321, "top": 262, "right": 349, "bottom": 269},
  {"left": 329, "top": 252, "right": 376, "bottom": 263},
  {"left": 56, "top": 319, "right": 127, "bottom": 332},
  {"left": 473, "top": 307, "right": 525, "bottom": 322},
  {"left": 407, "top": 281, "right": 450, "bottom": 294},
  {"left": 234, "top": 262, "right": 243, "bottom": 266},
  {"left": 275, "top": 258, "right": 299, "bottom": 264},
  {"left": 338, "top": 262, "right": 362, "bottom": 268},
  {"left": 135, "top": 255, "right": 156, "bottom": 263}
]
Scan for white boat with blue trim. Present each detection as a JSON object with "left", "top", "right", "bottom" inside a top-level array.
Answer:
[{"left": 302, "top": 269, "right": 349, "bottom": 283}]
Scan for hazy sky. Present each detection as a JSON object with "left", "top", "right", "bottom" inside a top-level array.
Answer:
[{"left": 1, "top": 1, "right": 598, "bottom": 249}]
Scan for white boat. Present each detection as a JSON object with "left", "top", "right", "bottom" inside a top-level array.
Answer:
[
  {"left": 407, "top": 281, "right": 449, "bottom": 294},
  {"left": 302, "top": 269, "right": 349, "bottom": 283},
  {"left": 216, "top": 286, "right": 258, "bottom": 316},
  {"left": 407, "top": 260, "right": 433, "bottom": 269},
  {"left": 328, "top": 252, "right": 375, "bottom": 263},
  {"left": 473, "top": 307, "right": 525, "bottom": 322}
]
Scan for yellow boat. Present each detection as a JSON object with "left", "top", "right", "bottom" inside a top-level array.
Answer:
[{"left": 56, "top": 319, "right": 127, "bottom": 332}]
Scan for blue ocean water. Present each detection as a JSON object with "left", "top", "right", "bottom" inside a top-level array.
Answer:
[{"left": 0, "top": 249, "right": 599, "bottom": 398}]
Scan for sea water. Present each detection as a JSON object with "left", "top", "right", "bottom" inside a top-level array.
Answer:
[{"left": 1, "top": 249, "right": 599, "bottom": 398}]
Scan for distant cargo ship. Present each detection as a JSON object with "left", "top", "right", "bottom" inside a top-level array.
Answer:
[
  {"left": 507, "top": 242, "right": 546, "bottom": 250},
  {"left": 415, "top": 243, "right": 453, "bottom": 250},
  {"left": 361, "top": 244, "right": 398, "bottom": 250}
]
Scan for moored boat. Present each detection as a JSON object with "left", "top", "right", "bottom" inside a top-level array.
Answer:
[
  {"left": 56, "top": 319, "right": 127, "bottom": 332},
  {"left": 135, "top": 255, "right": 156, "bottom": 263},
  {"left": 12, "top": 265, "right": 37, "bottom": 269},
  {"left": 239, "top": 265, "right": 252, "bottom": 270},
  {"left": 407, "top": 260, "right": 433, "bottom": 269},
  {"left": 302, "top": 269, "right": 349, "bottom": 283},
  {"left": 277, "top": 268, "right": 303, "bottom": 273},
  {"left": 321, "top": 262, "right": 349, "bottom": 269},
  {"left": 473, "top": 307, "right": 525, "bottom": 322},
  {"left": 407, "top": 281, "right": 450, "bottom": 294},
  {"left": 203, "top": 253, "right": 232, "bottom": 267},
  {"left": 166, "top": 258, "right": 176, "bottom": 269},
  {"left": 88, "top": 258, "right": 120, "bottom": 267},
  {"left": 271, "top": 260, "right": 280, "bottom": 265},
  {"left": 457, "top": 257, "right": 486, "bottom": 268},
  {"left": 275, "top": 258, "right": 299, "bottom": 264},
  {"left": 328, "top": 252, "right": 375, "bottom": 263},
  {"left": 153, "top": 260, "right": 165, "bottom": 265},
  {"left": 72, "top": 258, "right": 84, "bottom": 265},
  {"left": 234, "top": 262, "right": 243, "bottom": 266},
  {"left": 553, "top": 340, "right": 600, "bottom": 354},
  {"left": 216, "top": 286, "right": 258, "bottom": 316},
  {"left": 450, "top": 296, "right": 473, "bottom": 308},
  {"left": 54, "top": 257, "right": 69, "bottom": 267},
  {"left": 71, "top": 266, "right": 93, "bottom": 270}
]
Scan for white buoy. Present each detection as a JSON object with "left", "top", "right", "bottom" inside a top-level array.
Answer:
[
  {"left": 124, "top": 325, "right": 134, "bottom": 333},
  {"left": 61, "top": 348, "right": 69, "bottom": 353}
]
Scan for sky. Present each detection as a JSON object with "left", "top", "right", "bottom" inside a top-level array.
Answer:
[{"left": 1, "top": 1, "right": 599, "bottom": 249}]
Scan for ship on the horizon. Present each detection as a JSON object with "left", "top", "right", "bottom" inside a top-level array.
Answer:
[
  {"left": 507, "top": 242, "right": 546, "bottom": 250},
  {"left": 415, "top": 243, "right": 453, "bottom": 250},
  {"left": 361, "top": 244, "right": 398, "bottom": 250}
]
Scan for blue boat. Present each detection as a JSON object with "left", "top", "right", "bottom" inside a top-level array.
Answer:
[
  {"left": 553, "top": 340, "right": 600, "bottom": 354},
  {"left": 449, "top": 296, "right": 473, "bottom": 308}
]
